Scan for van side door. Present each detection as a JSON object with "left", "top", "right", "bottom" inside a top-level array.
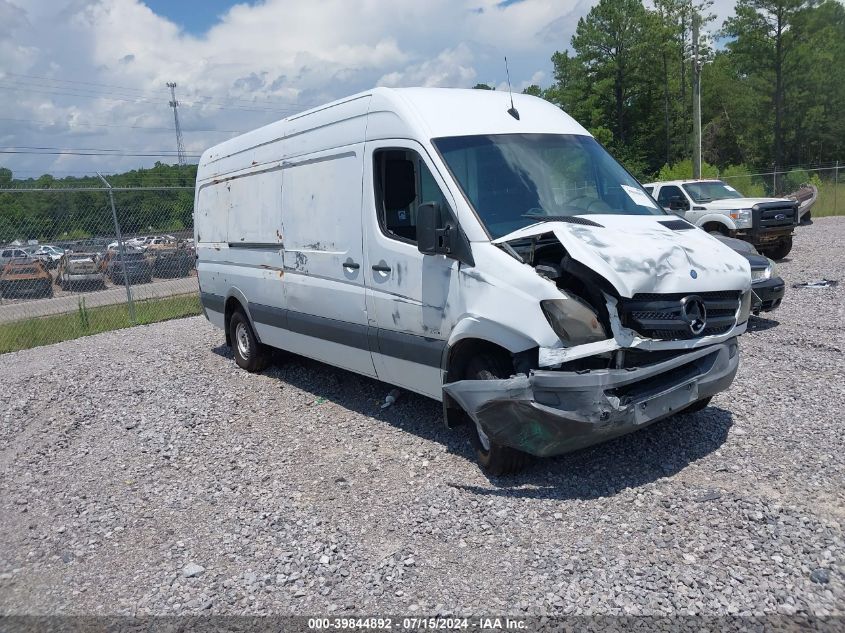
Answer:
[
  {"left": 280, "top": 145, "right": 376, "bottom": 377},
  {"left": 362, "top": 140, "right": 460, "bottom": 400}
]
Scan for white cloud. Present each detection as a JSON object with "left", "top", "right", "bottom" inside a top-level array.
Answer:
[{"left": 0, "top": 0, "right": 739, "bottom": 176}]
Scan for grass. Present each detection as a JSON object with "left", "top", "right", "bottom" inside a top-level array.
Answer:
[
  {"left": 813, "top": 180, "right": 845, "bottom": 217},
  {"left": 0, "top": 293, "right": 201, "bottom": 354}
]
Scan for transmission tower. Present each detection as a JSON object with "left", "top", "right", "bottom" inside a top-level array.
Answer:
[{"left": 166, "top": 82, "right": 187, "bottom": 166}]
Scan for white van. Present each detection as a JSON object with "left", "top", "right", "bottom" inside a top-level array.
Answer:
[{"left": 195, "top": 88, "right": 752, "bottom": 474}]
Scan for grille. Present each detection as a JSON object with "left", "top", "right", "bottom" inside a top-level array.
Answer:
[
  {"left": 618, "top": 291, "right": 741, "bottom": 340},
  {"left": 755, "top": 202, "right": 797, "bottom": 229}
]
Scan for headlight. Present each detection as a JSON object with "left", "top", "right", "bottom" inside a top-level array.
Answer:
[
  {"left": 541, "top": 295, "right": 607, "bottom": 345},
  {"left": 729, "top": 208, "right": 753, "bottom": 225},
  {"left": 750, "top": 259, "right": 775, "bottom": 282}
]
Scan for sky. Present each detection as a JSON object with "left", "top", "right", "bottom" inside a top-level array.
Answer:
[{"left": 0, "top": 0, "right": 738, "bottom": 179}]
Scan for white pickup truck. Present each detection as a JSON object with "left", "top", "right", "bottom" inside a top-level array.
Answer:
[{"left": 642, "top": 179, "right": 799, "bottom": 259}]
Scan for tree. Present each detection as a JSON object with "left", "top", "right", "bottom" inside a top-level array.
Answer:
[
  {"left": 569, "top": 0, "right": 650, "bottom": 146},
  {"left": 650, "top": 0, "right": 688, "bottom": 165},
  {"left": 722, "top": 0, "right": 816, "bottom": 169},
  {"left": 471, "top": 83, "right": 494, "bottom": 90},
  {"left": 522, "top": 85, "right": 543, "bottom": 97}
]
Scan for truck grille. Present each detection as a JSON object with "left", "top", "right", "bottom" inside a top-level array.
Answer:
[
  {"left": 618, "top": 291, "right": 741, "bottom": 340},
  {"left": 754, "top": 202, "right": 797, "bottom": 230}
]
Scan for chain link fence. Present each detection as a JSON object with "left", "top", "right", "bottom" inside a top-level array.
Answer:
[
  {"left": 0, "top": 184, "right": 200, "bottom": 353},
  {"left": 720, "top": 163, "right": 842, "bottom": 218}
]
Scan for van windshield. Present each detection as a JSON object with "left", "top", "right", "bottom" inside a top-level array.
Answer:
[{"left": 433, "top": 134, "right": 663, "bottom": 239}]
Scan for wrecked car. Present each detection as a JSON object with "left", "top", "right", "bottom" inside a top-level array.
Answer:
[
  {"left": 195, "top": 87, "right": 751, "bottom": 474},
  {"left": 714, "top": 236, "right": 784, "bottom": 314},
  {"left": 146, "top": 242, "right": 195, "bottom": 277},
  {"left": 100, "top": 247, "right": 153, "bottom": 285},
  {"left": 0, "top": 259, "right": 53, "bottom": 298},
  {"left": 56, "top": 250, "right": 106, "bottom": 291}
]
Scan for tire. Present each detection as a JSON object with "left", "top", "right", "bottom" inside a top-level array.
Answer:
[
  {"left": 683, "top": 396, "right": 712, "bottom": 414},
  {"left": 763, "top": 237, "right": 792, "bottom": 260},
  {"left": 465, "top": 353, "right": 533, "bottom": 475},
  {"left": 229, "top": 309, "right": 270, "bottom": 373}
]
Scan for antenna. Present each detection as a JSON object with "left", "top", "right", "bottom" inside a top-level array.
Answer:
[
  {"left": 167, "top": 82, "right": 187, "bottom": 166},
  {"left": 504, "top": 57, "right": 520, "bottom": 120}
]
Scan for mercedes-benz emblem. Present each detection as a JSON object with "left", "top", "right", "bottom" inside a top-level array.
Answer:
[{"left": 680, "top": 295, "right": 707, "bottom": 335}]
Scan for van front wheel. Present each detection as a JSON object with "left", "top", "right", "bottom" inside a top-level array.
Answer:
[
  {"left": 229, "top": 310, "right": 270, "bottom": 372},
  {"left": 465, "top": 354, "right": 533, "bottom": 476}
]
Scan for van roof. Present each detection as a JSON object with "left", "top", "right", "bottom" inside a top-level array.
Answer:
[{"left": 198, "top": 87, "right": 590, "bottom": 178}]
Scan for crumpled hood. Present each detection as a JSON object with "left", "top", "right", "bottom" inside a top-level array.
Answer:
[
  {"left": 494, "top": 215, "right": 751, "bottom": 298},
  {"left": 701, "top": 197, "right": 790, "bottom": 210}
]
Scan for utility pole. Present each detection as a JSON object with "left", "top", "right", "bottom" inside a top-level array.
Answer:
[
  {"left": 167, "top": 82, "right": 187, "bottom": 166},
  {"left": 691, "top": 10, "right": 702, "bottom": 179}
]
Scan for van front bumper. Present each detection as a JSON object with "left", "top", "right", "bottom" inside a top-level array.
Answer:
[{"left": 443, "top": 339, "right": 739, "bottom": 457}]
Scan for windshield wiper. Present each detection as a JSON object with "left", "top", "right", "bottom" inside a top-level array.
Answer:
[{"left": 521, "top": 214, "right": 603, "bottom": 227}]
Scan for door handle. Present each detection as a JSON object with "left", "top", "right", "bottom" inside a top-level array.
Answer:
[
  {"left": 372, "top": 264, "right": 391, "bottom": 273},
  {"left": 342, "top": 261, "right": 360, "bottom": 270}
]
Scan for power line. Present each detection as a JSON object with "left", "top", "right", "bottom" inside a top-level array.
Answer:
[
  {"left": 3, "top": 145, "right": 191, "bottom": 152},
  {"left": 2, "top": 71, "right": 323, "bottom": 109},
  {"left": 0, "top": 116, "right": 243, "bottom": 134},
  {"left": 0, "top": 82, "right": 298, "bottom": 114},
  {"left": 0, "top": 150, "right": 202, "bottom": 158}
]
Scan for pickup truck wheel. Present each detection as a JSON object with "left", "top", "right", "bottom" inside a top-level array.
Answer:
[
  {"left": 683, "top": 396, "right": 712, "bottom": 414},
  {"left": 465, "top": 354, "right": 533, "bottom": 476},
  {"left": 763, "top": 237, "right": 792, "bottom": 260},
  {"left": 229, "top": 310, "right": 270, "bottom": 372}
]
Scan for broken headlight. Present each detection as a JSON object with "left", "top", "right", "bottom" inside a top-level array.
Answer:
[{"left": 541, "top": 295, "right": 607, "bottom": 345}]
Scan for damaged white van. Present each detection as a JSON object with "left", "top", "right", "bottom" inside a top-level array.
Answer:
[{"left": 195, "top": 88, "right": 752, "bottom": 474}]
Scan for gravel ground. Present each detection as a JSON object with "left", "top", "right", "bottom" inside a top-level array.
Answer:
[{"left": 0, "top": 218, "right": 843, "bottom": 618}]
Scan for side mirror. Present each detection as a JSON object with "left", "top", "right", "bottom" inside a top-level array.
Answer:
[
  {"left": 417, "top": 201, "right": 475, "bottom": 266},
  {"left": 668, "top": 196, "right": 689, "bottom": 211},
  {"left": 417, "top": 202, "right": 448, "bottom": 256}
]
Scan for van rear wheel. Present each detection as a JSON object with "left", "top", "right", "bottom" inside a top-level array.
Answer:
[
  {"left": 465, "top": 354, "right": 533, "bottom": 476},
  {"left": 229, "top": 310, "right": 270, "bottom": 372}
]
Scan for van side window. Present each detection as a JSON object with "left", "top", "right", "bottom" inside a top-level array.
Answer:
[{"left": 373, "top": 149, "right": 448, "bottom": 244}]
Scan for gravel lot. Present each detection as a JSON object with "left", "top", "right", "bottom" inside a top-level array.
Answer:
[{"left": 1, "top": 217, "right": 843, "bottom": 618}]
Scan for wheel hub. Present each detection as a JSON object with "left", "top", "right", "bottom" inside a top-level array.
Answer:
[{"left": 235, "top": 322, "right": 250, "bottom": 358}]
